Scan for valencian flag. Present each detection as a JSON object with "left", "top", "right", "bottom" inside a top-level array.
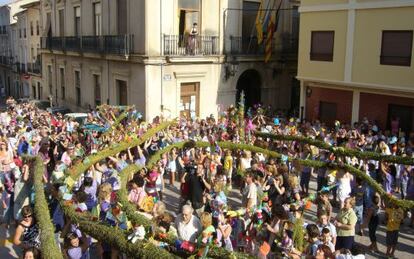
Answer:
[
  {"left": 265, "top": 0, "right": 283, "bottom": 63},
  {"left": 255, "top": 0, "right": 265, "bottom": 44}
]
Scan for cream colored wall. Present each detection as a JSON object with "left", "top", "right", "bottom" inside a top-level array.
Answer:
[
  {"left": 297, "top": 11, "right": 348, "bottom": 81},
  {"left": 145, "top": 63, "right": 222, "bottom": 120},
  {"left": 41, "top": 53, "right": 146, "bottom": 112},
  {"left": 352, "top": 7, "right": 414, "bottom": 87}
]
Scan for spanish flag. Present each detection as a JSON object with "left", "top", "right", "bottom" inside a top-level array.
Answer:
[
  {"left": 265, "top": 0, "right": 283, "bottom": 63},
  {"left": 255, "top": 0, "right": 265, "bottom": 44}
]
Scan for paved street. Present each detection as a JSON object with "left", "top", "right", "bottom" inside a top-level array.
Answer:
[{"left": 1, "top": 175, "right": 414, "bottom": 258}]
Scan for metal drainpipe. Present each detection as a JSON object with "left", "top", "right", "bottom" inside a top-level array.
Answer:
[
  {"left": 160, "top": 0, "right": 163, "bottom": 112},
  {"left": 107, "top": 0, "right": 110, "bottom": 104}
]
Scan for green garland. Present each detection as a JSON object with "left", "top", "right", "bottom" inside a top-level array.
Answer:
[
  {"left": 116, "top": 164, "right": 152, "bottom": 228},
  {"left": 119, "top": 145, "right": 253, "bottom": 259},
  {"left": 101, "top": 111, "right": 129, "bottom": 138},
  {"left": 146, "top": 140, "right": 414, "bottom": 209},
  {"left": 255, "top": 131, "right": 414, "bottom": 165},
  {"left": 67, "top": 121, "right": 173, "bottom": 181},
  {"left": 60, "top": 200, "right": 176, "bottom": 259},
  {"left": 31, "top": 157, "right": 64, "bottom": 259},
  {"left": 292, "top": 217, "right": 305, "bottom": 252}
]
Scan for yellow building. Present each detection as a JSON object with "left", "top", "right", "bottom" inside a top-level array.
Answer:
[{"left": 297, "top": 0, "right": 414, "bottom": 134}]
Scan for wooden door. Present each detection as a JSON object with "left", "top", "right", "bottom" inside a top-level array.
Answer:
[
  {"left": 180, "top": 82, "right": 199, "bottom": 119},
  {"left": 117, "top": 80, "right": 128, "bottom": 105}
]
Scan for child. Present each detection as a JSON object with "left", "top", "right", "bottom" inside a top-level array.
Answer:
[
  {"left": 305, "top": 224, "right": 321, "bottom": 256},
  {"left": 198, "top": 212, "right": 215, "bottom": 247},
  {"left": 216, "top": 213, "right": 233, "bottom": 251},
  {"left": 321, "top": 228, "right": 335, "bottom": 252},
  {"left": 351, "top": 177, "right": 365, "bottom": 235},
  {"left": 73, "top": 191, "right": 88, "bottom": 213},
  {"left": 64, "top": 232, "right": 89, "bottom": 259},
  {"left": 385, "top": 203, "right": 404, "bottom": 257},
  {"left": 223, "top": 150, "right": 233, "bottom": 188},
  {"left": 316, "top": 191, "right": 332, "bottom": 221}
]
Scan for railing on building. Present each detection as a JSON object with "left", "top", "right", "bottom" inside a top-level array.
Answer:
[
  {"left": 27, "top": 61, "right": 42, "bottom": 75},
  {"left": 41, "top": 35, "right": 134, "bottom": 55},
  {"left": 163, "top": 35, "right": 220, "bottom": 56},
  {"left": 0, "top": 56, "right": 12, "bottom": 66},
  {"left": 226, "top": 36, "right": 274, "bottom": 55},
  {"left": 225, "top": 34, "right": 298, "bottom": 59}
]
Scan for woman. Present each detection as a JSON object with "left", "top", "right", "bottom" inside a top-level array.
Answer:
[
  {"left": 336, "top": 169, "right": 353, "bottom": 209},
  {"left": 64, "top": 232, "right": 89, "bottom": 259},
  {"left": 13, "top": 205, "right": 40, "bottom": 249},
  {"left": 22, "top": 247, "right": 41, "bottom": 259},
  {"left": 334, "top": 197, "right": 357, "bottom": 250}
]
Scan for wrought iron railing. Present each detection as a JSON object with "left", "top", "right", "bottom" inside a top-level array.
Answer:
[
  {"left": 226, "top": 35, "right": 298, "bottom": 58},
  {"left": 27, "top": 61, "right": 42, "bottom": 75},
  {"left": 0, "top": 56, "right": 12, "bottom": 66},
  {"left": 163, "top": 35, "right": 220, "bottom": 56},
  {"left": 41, "top": 35, "right": 134, "bottom": 55}
]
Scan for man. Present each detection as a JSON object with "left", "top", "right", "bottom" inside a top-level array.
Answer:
[
  {"left": 186, "top": 164, "right": 211, "bottom": 216},
  {"left": 175, "top": 205, "right": 202, "bottom": 243},
  {"left": 241, "top": 171, "right": 257, "bottom": 211}
]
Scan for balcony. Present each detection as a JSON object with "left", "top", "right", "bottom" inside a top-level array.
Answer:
[
  {"left": 27, "top": 61, "right": 42, "bottom": 75},
  {"left": 0, "top": 56, "right": 12, "bottom": 66},
  {"left": 226, "top": 34, "right": 298, "bottom": 60},
  {"left": 163, "top": 35, "right": 220, "bottom": 56},
  {"left": 41, "top": 35, "right": 134, "bottom": 55},
  {"left": 226, "top": 36, "right": 273, "bottom": 55}
]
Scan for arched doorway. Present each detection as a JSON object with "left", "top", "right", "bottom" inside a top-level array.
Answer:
[{"left": 236, "top": 69, "right": 261, "bottom": 109}]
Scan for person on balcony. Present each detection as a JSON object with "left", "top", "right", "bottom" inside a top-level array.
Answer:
[{"left": 187, "top": 23, "right": 198, "bottom": 55}]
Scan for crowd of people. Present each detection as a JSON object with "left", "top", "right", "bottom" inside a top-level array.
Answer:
[{"left": 0, "top": 96, "right": 413, "bottom": 259}]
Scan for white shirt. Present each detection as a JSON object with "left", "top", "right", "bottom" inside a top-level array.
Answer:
[{"left": 175, "top": 214, "right": 202, "bottom": 243}]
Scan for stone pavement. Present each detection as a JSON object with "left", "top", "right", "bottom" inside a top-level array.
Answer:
[{"left": 1, "top": 175, "right": 414, "bottom": 258}]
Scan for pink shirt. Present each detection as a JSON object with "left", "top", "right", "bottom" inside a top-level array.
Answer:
[{"left": 128, "top": 187, "right": 146, "bottom": 205}]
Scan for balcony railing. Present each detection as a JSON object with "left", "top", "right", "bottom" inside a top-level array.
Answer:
[
  {"left": 41, "top": 35, "right": 134, "bottom": 55},
  {"left": 0, "top": 56, "right": 12, "bottom": 66},
  {"left": 27, "top": 61, "right": 42, "bottom": 75},
  {"left": 163, "top": 35, "right": 220, "bottom": 56},
  {"left": 226, "top": 35, "right": 298, "bottom": 59},
  {"left": 226, "top": 36, "right": 272, "bottom": 55}
]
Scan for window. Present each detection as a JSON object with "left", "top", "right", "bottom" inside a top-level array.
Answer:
[
  {"left": 32, "top": 84, "right": 36, "bottom": 99},
  {"left": 19, "top": 28, "right": 21, "bottom": 38},
  {"left": 74, "top": 6, "right": 81, "bottom": 36},
  {"left": 48, "top": 65, "right": 52, "bottom": 95},
  {"left": 37, "top": 82, "right": 42, "bottom": 99},
  {"left": 36, "top": 21, "right": 39, "bottom": 35},
  {"left": 30, "top": 21, "right": 33, "bottom": 36},
  {"left": 60, "top": 68, "right": 65, "bottom": 100},
  {"left": 2, "top": 26, "right": 5, "bottom": 34},
  {"left": 241, "top": 1, "right": 260, "bottom": 53},
  {"left": 59, "top": 9, "right": 65, "bottom": 37},
  {"left": 310, "top": 31, "right": 335, "bottom": 61},
  {"left": 380, "top": 30, "right": 413, "bottom": 66},
  {"left": 117, "top": 0, "right": 127, "bottom": 34},
  {"left": 31, "top": 47, "right": 35, "bottom": 62},
  {"left": 94, "top": 74, "right": 101, "bottom": 106},
  {"left": 178, "top": 0, "right": 200, "bottom": 37},
  {"left": 24, "top": 27, "right": 26, "bottom": 38},
  {"left": 93, "top": 3, "right": 102, "bottom": 36},
  {"left": 75, "top": 71, "right": 81, "bottom": 106}
]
